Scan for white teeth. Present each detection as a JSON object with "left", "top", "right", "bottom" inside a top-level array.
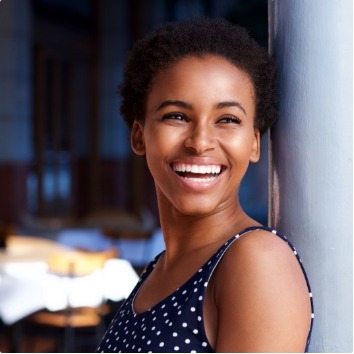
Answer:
[{"left": 173, "top": 163, "right": 222, "bottom": 174}]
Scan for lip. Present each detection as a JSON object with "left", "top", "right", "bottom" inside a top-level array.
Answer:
[{"left": 169, "top": 159, "right": 225, "bottom": 192}]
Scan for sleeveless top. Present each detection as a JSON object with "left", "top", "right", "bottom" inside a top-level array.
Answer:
[{"left": 97, "top": 226, "right": 314, "bottom": 353}]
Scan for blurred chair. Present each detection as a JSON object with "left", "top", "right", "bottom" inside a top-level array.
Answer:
[{"left": 23, "top": 248, "right": 117, "bottom": 352}]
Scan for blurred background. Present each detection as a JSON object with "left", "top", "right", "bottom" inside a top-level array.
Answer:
[{"left": 0, "top": 0, "right": 268, "bottom": 351}]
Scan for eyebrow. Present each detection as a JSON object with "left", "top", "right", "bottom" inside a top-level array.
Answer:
[
  {"left": 156, "top": 100, "right": 193, "bottom": 111},
  {"left": 216, "top": 101, "right": 247, "bottom": 115},
  {"left": 156, "top": 99, "right": 247, "bottom": 115}
]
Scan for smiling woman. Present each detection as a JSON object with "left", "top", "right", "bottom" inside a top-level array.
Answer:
[{"left": 96, "top": 17, "right": 314, "bottom": 353}]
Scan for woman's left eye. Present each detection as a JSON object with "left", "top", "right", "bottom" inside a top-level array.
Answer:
[
  {"left": 217, "top": 116, "right": 241, "bottom": 124},
  {"left": 162, "top": 112, "right": 186, "bottom": 121}
]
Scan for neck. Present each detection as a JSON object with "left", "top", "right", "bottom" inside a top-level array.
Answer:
[{"left": 157, "top": 197, "right": 259, "bottom": 265}]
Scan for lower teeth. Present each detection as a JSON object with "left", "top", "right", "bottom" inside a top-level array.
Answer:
[{"left": 183, "top": 176, "right": 217, "bottom": 182}]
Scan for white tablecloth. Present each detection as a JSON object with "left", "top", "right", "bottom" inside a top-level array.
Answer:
[{"left": 0, "top": 257, "right": 139, "bottom": 325}]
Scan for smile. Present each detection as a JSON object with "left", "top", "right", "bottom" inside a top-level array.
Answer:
[{"left": 172, "top": 163, "right": 223, "bottom": 182}]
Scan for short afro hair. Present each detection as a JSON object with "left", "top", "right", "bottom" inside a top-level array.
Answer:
[{"left": 119, "top": 17, "right": 277, "bottom": 134}]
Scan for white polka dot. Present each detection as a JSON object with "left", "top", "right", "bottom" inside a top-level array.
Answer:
[
  {"left": 164, "top": 312, "right": 168, "bottom": 317},
  {"left": 173, "top": 332, "right": 178, "bottom": 337},
  {"left": 309, "top": 292, "right": 313, "bottom": 297},
  {"left": 157, "top": 331, "right": 161, "bottom": 335},
  {"left": 174, "top": 302, "right": 178, "bottom": 306},
  {"left": 198, "top": 296, "right": 203, "bottom": 301},
  {"left": 152, "top": 326, "right": 155, "bottom": 330},
  {"left": 193, "top": 329, "right": 198, "bottom": 334},
  {"left": 191, "top": 307, "right": 196, "bottom": 312},
  {"left": 147, "top": 340, "right": 151, "bottom": 345},
  {"left": 185, "top": 339, "right": 191, "bottom": 344},
  {"left": 153, "top": 317, "right": 157, "bottom": 321},
  {"left": 182, "top": 290, "right": 187, "bottom": 295},
  {"left": 159, "top": 342, "right": 164, "bottom": 347},
  {"left": 178, "top": 310, "right": 182, "bottom": 315},
  {"left": 204, "top": 282, "right": 208, "bottom": 287},
  {"left": 182, "top": 322, "right": 187, "bottom": 327},
  {"left": 198, "top": 316, "right": 202, "bottom": 321},
  {"left": 161, "top": 304, "right": 166, "bottom": 309},
  {"left": 311, "top": 313, "right": 315, "bottom": 318},
  {"left": 194, "top": 288, "right": 198, "bottom": 292},
  {"left": 172, "top": 296, "right": 176, "bottom": 300},
  {"left": 198, "top": 268, "right": 203, "bottom": 272},
  {"left": 174, "top": 346, "right": 179, "bottom": 351},
  {"left": 191, "top": 351, "right": 196, "bottom": 353},
  {"left": 202, "top": 342, "right": 208, "bottom": 347}
]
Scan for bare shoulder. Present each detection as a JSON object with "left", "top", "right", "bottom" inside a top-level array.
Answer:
[{"left": 212, "top": 229, "right": 312, "bottom": 352}]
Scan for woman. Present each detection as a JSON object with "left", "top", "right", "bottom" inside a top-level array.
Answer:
[{"left": 97, "top": 17, "right": 314, "bottom": 353}]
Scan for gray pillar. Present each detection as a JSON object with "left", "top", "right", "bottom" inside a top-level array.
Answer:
[{"left": 268, "top": 1, "right": 353, "bottom": 352}]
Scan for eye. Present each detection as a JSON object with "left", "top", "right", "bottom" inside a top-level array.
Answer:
[
  {"left": 162, "top": 112, "right": 187, "bottom": 122},
  {"left": 217, "top": 116, "right": 241, "bottom": 124}
]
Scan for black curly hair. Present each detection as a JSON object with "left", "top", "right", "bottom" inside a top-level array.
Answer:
[{"left": 119, "top": 17, "right": 277, "bottom": 134}]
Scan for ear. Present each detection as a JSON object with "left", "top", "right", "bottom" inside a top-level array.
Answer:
[
  {"left": 131, "top": 120, "right": 146, "bottom": 156},
  {"left": 249, "top": 129, "right": 261, "bottom": 163}
]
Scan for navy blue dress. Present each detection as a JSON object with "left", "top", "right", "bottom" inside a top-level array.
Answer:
[{"left": 97, "top": 226, "right": 314, "bottom": 353}]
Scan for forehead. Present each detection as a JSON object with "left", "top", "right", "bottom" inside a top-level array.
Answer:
[
  {"left": 147, "top": 54, "right": 255, "bottom": 112},
  {"left": 151, "top": 54, "right": 254, "bottom": 91}
]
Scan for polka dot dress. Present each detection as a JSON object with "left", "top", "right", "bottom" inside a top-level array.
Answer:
[{"left": 97, "top": 226, "right": 314, "bottom": 353}]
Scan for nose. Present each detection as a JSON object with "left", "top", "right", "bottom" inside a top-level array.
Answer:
[{"left": 184, "top": 122, "right": 216, "bottom": 154}]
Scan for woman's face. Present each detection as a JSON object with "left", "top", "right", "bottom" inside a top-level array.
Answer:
[{"left": 131, "top": 55, "right": 260, "bottom": 216}]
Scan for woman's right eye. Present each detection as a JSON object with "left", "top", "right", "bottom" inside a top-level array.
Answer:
[{"left": 162, "top": 113, "right": 186, "bottom": 122}]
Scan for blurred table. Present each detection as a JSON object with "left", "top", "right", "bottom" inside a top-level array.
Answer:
[
  {"left": 0, "top": 235, "right": 139, "bottom": 325},
  {"left": 56, "top": 227, "right": 165, "bottom": 268}
]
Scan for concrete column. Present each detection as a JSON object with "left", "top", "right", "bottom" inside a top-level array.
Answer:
[
  {"left": 0, "top": 0, "right": 33, "bottom": 223},
  {"left": 268, "top": 0, "right": 353, "bottom": 352}
]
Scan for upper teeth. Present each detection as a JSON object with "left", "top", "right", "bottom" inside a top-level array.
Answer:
[{"left": 173, "top": 163, "right": 221, "bottom": 174}]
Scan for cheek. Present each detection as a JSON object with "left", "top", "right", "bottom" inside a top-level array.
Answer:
[{"left": 222, "top": 134, "right": 257, "bottom": 169}]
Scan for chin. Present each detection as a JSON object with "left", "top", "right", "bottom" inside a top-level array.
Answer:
[{"left": 173, "top": 201, "right": 219, "bottom": 218}]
